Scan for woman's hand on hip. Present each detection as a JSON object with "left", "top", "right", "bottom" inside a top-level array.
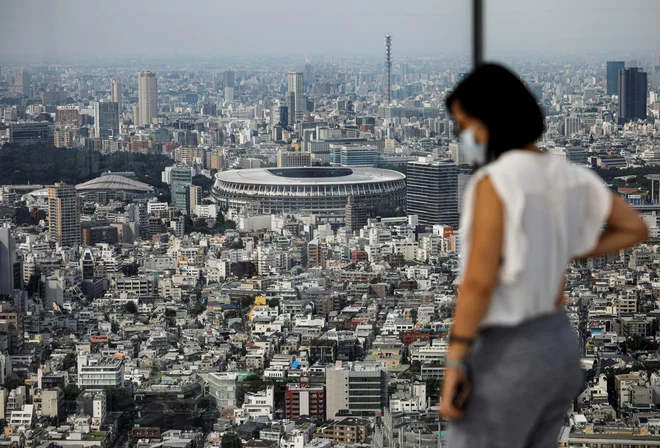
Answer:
[{"left": 439, "top": 366, "right": 467, "bottom": 420}]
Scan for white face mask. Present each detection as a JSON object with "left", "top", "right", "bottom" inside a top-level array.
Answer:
[{"left": 459, "top": 127, "right": 487, "bottom": 165}]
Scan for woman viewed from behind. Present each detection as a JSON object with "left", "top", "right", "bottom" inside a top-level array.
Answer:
[{"left": 440, "top": 64, "right": 648, "bottom": 448}]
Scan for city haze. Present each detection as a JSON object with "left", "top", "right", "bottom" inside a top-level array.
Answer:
[
  {"left": 0, "top": 0, "right": 658, "bottom": 59},
  {"left": 0, "top": 0, "right": 659, "bottom": 446}
]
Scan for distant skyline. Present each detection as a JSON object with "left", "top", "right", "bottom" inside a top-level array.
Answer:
[{"left": 1, "top": 0, "right": 658, "bottom": 60}]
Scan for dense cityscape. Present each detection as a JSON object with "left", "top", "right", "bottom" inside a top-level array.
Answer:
[{"left": 0, "top": 5, "right": 659, "bottom": 447}]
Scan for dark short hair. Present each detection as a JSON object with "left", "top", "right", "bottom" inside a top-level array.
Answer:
[{"left": 445, "top": 63, "right": 545, "bottom": 163}]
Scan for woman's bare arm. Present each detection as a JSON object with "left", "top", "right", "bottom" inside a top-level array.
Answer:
[
  {"left": 575, "top": 195, "right": 648, "bottom": 260},
  {"left": 448, "top": 176, "right": 504, "bottom": 362}
]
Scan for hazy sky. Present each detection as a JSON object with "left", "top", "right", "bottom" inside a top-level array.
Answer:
[{"left": 1, "top": 0, "right": 657, "bottom": 59}]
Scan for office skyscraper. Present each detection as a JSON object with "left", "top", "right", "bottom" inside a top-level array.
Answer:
[
  {"left": 48, "top": 183, "right": 81, "bottom": 247},
  {"left": 138, "top": 70, "right": 157, "bottom": 126},
  {"left": 0, "top": 227, "right": 18, "bottom": 296},
  {"left": 223, "top": 70, "right": 235, "bottom": 88},
  {"left": 111, "top": 80, "right": 123, "bottom": 112},
  {"left": 606, "top": 61, "right": 625, "bottom": 96},
  {"left": 407, "top": 158, "right": 458, "bottom": 228},
  {"left": 287, "top": 72, "right": 304, "bottom": 123},
  {"left": 618, "top": 67, "right": 647, "bottom": 124},
  {"left": 271, "top": 102, "right": 288, "bottom": 128},
  {"left": 17, "top": 70, "right": 31, "bottom": 97},
  {"left": 652, "top": 55, "right": 660, "bottom": 90},
  {"left": 224, "top": 86, "right": 235, "bottom": 103},
  {"left": 223, "top": 71, "right": 235, "bottom": 102},
  {"left": 170, "top": 168, "right": 193, "bottom": 213},
  {"left": 278, "top": 104, "right": 288, "bottom": 128},
  {"left": 93, "top": 101, "right": 119, "bottom": 140},
  {"left": 304, "top": 63, "right": 313, "bottom": 85},
  {"left": 285, "top": 92, "right": 296, "bottom": 126}
]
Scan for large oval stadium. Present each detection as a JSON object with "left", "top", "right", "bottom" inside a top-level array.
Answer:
[{"left": 212, "top": 167, "right": 406, "bottom": 214}]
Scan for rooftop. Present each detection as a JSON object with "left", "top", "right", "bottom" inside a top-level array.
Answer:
[
  {"left": 76, "top": 173, "right": 154, "bottom": 193},
  {"left": 215, "top": 167, "right": 405, "bottom": 186}
]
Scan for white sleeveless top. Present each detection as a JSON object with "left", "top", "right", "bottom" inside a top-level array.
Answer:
[{"left": 460, "top": 150, "right": 612, "bottom": 327}]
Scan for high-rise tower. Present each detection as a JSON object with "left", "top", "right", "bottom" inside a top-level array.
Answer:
[
  {"left": 48, "top": 183, "right": 81, "bottom": 247},
  {"left": 17, "top": 70, "right": 31, "bottom": 97},
  {"left": 652, "top": 55, "right": 660, "bottom": 90},
  {"left": 138, "top": 70, "right": 157, "bottom": 127},
  {"left": 223, "top": 70, "right": 236, "bottom": 103},
  {"left": 606, "top": 61, "right": 625, "bottom": 96},
  {"left": 94, "top": 101, "right": 119, "bottom": 140},
  {"left": 0, "top": 227, "right": 18, "bottom": 296},
  {"left": 223, "top": 70, "right": 235, "bottom": 88},
  {"left": 407, "top": 158, "right": 458, "bottom": 228},
  {"left": 287, "top": 72, "right": 304, "bottom": 123},
  {"left": 618, "top": 67, "right": 647, "bottom": 124},
  {"left": 384, "top": 34, "right": 392, "bottom": 104},
  {"left": 285, "top": 92, "right": 296, "bottom": 126},
  {"left": 170, "top": 168, "right": 193, "bottom": 214},
  {"left": 111, "top": 80, "right": 123, "bottom": 112}
]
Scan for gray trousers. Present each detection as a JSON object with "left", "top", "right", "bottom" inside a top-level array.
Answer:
[{"left": 445, "top": 310, "right": 582, "bottom": 448}]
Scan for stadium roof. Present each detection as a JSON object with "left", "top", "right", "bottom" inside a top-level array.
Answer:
[
  {"left": 215, "top": 167, "right": 405, "bottom": 186},
  {"left": 76, "top": 174, "right": 154, "bottom": 193}
]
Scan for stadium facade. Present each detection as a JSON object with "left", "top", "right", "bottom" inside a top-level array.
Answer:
[{"left": 212, "top": 167, "right": 406, "bottom": 215}]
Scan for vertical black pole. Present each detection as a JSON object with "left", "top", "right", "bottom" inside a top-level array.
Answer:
[{"left": 473, "top": 0, "right": 484, "bottom": 68}]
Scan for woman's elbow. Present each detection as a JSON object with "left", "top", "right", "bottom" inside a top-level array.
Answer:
[{"left": 460, "top": 276, "right": 496, "bottom": 301}]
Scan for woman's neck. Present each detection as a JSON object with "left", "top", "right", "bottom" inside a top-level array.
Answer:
[{"left": 521, "top": 143, "right": 541, "bottom": 153}]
